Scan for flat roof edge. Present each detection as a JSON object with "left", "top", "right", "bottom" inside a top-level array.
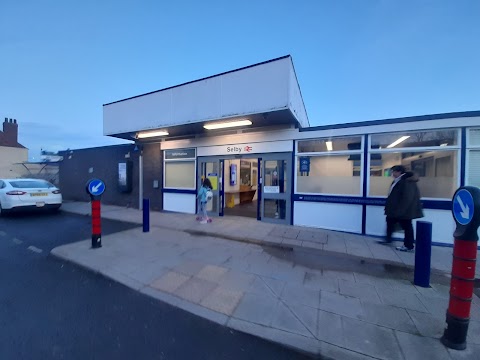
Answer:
[
  {"left": 103, "top": 55, "right": 291, "bottom": 107},
  {"left": 301, "top": 110, "right": 480, "bottom": 132}
]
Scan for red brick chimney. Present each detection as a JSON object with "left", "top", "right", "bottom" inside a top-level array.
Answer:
[{"left": 0, "top": 118, "right": 24, "bottom": 148}]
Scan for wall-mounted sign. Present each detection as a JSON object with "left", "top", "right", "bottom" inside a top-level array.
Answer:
[
  {"left": 197, "top": 140, "right": 293, "bottom": 157},
  {"left": 299, "top": 157, "right": 310, "bottom": 172},
  {"left": 264, "top": 186, "right": 280, "bottom": 193},
  {"left": 165, "top": 148, "right": 196, "bottom": 160},
  {"left": 118, "top": 163, "right": 127, "bottom": 186}
]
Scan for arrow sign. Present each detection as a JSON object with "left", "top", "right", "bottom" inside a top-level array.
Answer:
[
  {"left": 87, "top": 179, "right": 106, "bottom": 196},
  {"left": 457, "top": 196, "right": 470, "bottom": 220},
  {"left": 453, "top": 189, "right": 474, "bottom": 226}
]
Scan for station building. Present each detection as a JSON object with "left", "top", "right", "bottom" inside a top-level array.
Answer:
[{"left": 101, "top": 55, "right": 480, "bottom": 246}]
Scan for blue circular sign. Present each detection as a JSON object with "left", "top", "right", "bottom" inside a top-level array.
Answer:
[
  {"left": 453, "top": 189, "right": 474, "bottom": 226},
  {"left": 87, "top": 179, "right": 106, "bottom": 196}
]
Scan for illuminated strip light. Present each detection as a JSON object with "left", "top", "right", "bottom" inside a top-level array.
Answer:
[
  {"left": 386, "top": 136, "right": 410, "bottom": 148},
  {"left": 204, "top": 120, "right": 252, "bottom": 130},
  {"left": 326, "top": 141, "right": 333, "bottom": 151},
  {"left": 136, "top": 130, "right": 169, "bottom": 138}
]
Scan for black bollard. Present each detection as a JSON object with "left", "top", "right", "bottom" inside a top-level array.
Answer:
[
  {"left": 414, "top": 221, "right": 432, "bottom": 287},
  {"left": 143, "top": 198, "right": 150, "bottom": 233}
]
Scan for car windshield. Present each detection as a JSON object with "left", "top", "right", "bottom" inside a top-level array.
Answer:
[{"left": 9, "top": 180, "right": 54, "bottom": 189}]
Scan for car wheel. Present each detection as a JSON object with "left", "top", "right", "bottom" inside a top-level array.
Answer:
[{"left": 0, "top": 202, "right": 6, "bottom": 217}]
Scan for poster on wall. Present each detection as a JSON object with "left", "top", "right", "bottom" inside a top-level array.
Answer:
[
  {"left": 118, "top": 163, "right": 127, "bottom": 186},
  {"left": 264, "top": 186, "right": 280, "bottom": 193},
  {"left": 207, "top": 173, "right": 218, "bottom": 190},
  {"left": 230, "top": 164, "right": 237, "bottom": 186}
]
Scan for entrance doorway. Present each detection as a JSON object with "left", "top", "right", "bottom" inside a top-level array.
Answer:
[{"left": 197, "top": 153, "right": 292, "bottom": 225}]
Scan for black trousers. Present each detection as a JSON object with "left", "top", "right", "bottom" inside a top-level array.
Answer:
[{"left": 386, "top": 217, "right": 414, "bottom": 249}]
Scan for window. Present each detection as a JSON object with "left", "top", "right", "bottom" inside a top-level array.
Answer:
[
  {"left": 298, "top": 136, "right": 362, "bottom": 153},
  {"left": 296, "top": 136, "right": 363, "bottom": 195},
  {"left": 163, "top": 148, "right": 196, "bottom": 189},
  {"left": 467, "top": 128, "right": 480, "bottom": 187},
  {"left": 369, "top": 129, "right": 459, "bottom": 199},
  {"left": 371, "top": 129, "right": 458, "bottom": 150}
]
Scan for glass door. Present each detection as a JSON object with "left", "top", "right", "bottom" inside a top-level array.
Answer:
[
  {"left": 198, "top": 158, "right": 222, "bottom": 217},
  {"left": 260, "top": 153, "right": 291, "bottom": 224}
]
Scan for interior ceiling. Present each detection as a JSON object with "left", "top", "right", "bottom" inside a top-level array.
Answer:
[{"left": 109, "top": 109, "right": 300, "bottom": 142}]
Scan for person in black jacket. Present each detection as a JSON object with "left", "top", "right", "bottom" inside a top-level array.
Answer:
[{"left": 380, "top": 165, "right": 424, "bottom": 252}]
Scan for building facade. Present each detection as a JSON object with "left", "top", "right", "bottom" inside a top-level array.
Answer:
[
  {"left": 99, "top": 56, "right": 480, "bottom": 246},
  {"left": 0, "top": 118, "right": 28, "bottom": 178}
]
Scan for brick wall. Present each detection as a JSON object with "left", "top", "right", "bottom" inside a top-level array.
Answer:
[
  {"left": 59, "top": 144, "right": 140, "bottom": 207},
  {"left": 142, "top": 143, "right": 163, "bottom": 211},
  {"left": 59, "top": 143, "right": 164, "bottom": 210}
]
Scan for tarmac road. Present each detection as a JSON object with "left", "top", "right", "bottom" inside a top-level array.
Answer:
[{"left": 0, "top": 211, "right": 312, "bottom": 360}]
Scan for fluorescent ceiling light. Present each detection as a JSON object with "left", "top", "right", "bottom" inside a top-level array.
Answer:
[
  {"left": 326, "top": 141, "right": 333, "bottom": 151},
  {"left": 386, "top": 136, "right": 410, "bottom": 148},
  {"left": 440, "top": 143, "right": 448, "bottom": 146},
  {"left": 204, "top": 119, "right": 252, "bottom": 130},
  {"left": 136, "top": 130, "right": 169, "bottom": 138}
]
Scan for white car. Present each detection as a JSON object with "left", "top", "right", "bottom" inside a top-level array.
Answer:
[{"left": 0, "top": 178, "right": 62, "bottom": 215}]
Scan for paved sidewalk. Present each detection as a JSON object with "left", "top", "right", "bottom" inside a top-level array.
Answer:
[{"left": 52, "top": 202, "right": 480, "bottom": 359}]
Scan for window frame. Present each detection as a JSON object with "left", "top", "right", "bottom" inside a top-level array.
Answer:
[
  {"left": 465, "top": 127, "right": 480, "bottom": 187},
  {"left": 367, "top": 129, "right": 461, "bottom": 200},
  {"left": 295, "top": 136, "right": 364, "bottom": 196},
  {"left": 163, "top": 148, "right": 197, "bottom": 190}
]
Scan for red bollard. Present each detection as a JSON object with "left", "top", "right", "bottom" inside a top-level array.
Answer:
[
  {"left": 85, "top": 179, "right": 106, "bottom": 249},
  {"left": 441, "top": 186, "right": 480, "bottom": 350},
  {"left": 91, "top": 199, "right": 102, "bottom": 248}
]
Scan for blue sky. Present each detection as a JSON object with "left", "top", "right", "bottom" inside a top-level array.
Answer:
[{"left": 1, "top": 1, "right": 479, "bottom": 160}]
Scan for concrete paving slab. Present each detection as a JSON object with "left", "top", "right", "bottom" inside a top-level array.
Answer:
[
  {"left": 322, "top": 269, "right": 356, "bottom": 282},
  {"left": 233, "top": 292, "right": 279, "bottom": 327},
  {"left": 406, "top": 309, "right": 445, "bottom": 338},
  {"left": 396, "top": 330, "right": 451, "bottom": 360},
  {"left": 196, "top": 264, "right": 228, "bottom": 282},
  {"left": 319, "top": 291, "right": 364, "bottom": 320},
  {"left": 267, "top": 264, "right": 306, "bottom": 284},
  {"left": 218, "top": 270, "right": 255, "bottom": 292},
  {"left": 200, "top": 287, "right": 244, "bottom": 315},
  {"left": 414, "top": 284, "right": 450, "bottom": 299},
  {"left": 318, "top": 341, "right": 377, "bottom": 360},
  {"left": 322, "top": 238, "right": 347, "bottom": 253},
  {"left": 297, "top": 231, "right": 323, "bottom": 242},
  {"left": 447, "top": 342, "right": 480, "bottom": 360},
  {"left": 127, "top": 261, "right": 170, "bottom": 285},
  {"left": 174, "top": 277, "right": 217, "bottom": 304},
  {"left": 416, "top": 294, "right": 449, "bottom": 319},
  {"left": 360, "top": 302, "right": 418, "bottom": 333},
  {"left": 270, "top": 301, "right": 313, "bottom": 337},
  {"left": 388, "top": 278, "right": 420, "bottom": 294},
  {"left": 280, "top": 283, "right": 321, "bottom": 308},
  {"left": 304, "top": 272, "right": 339, "bottom": 293},
  {"left": 377, "top": 288, "right": 428, "bottom": 313},
  {"left": 150, "top": 271, "right": 190, "bottom": 293},
  {"left": 468, "top": 320, "right": 480, "bottom": 345},
  {"left": 280, "top": 238, "right": 303, "bottom": 247},
  {"left": 339, "top": 279, "right": 382, "bottom": 304},
  {"left": 261, "top": 276, "right": 286, "bottom": 297},
  {"left": 353, "top": 272, "right": 394, "bottom": 289},
  {"left": 342, "top": 316, "right": 403, "bottom": 360},
  {"left": 285, "top": 302, "right": 318, "bottom": 339},
  {"left": 283, "top": 229, "right": 300, "bottom": 239},
  {"left": 317, "top": 309, "right": 345, "bottom": 347},
  {"left": 171, "top": 261, "right": 206, "bottom": 277},
  {"left": 301, "top": 240, "right": 324, "bottom": 250}
]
